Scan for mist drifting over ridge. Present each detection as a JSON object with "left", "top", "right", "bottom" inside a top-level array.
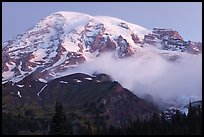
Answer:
[{"left": 55, "top": 49, "right": 202, "bottom": 105}]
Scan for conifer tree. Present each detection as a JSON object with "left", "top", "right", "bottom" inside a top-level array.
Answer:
[{"left": 49, "top": 101, "right": 68, "bottom": 135}]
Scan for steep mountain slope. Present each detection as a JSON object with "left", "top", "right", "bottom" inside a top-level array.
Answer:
[
  {"left": 2, "top": 11, "right": 202, "bottom": 84},
  {"left": 2, "top": 73, "right": 157, "bottom": 127}
]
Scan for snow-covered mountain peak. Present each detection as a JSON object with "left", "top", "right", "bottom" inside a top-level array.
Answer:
[
  {"left": 55, "top": 11, "right": 92, "bottom": 19},
  {"left": 2, "top": 11, "right": 202, "bottom": 84},
  {"left": 93, "top": 16, "right": 150, "bottom": 41}
]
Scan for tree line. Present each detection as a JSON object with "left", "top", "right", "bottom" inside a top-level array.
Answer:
[
  {"left": 2, "top": 101, "right": 202, "bottom": 135},
  {"left": 49, "top": 101, "right": 202, "bottom": 135}
]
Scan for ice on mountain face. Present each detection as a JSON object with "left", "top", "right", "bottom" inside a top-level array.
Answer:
[
  {"left": 37, "top": 84, "right": 47, "bottom": 96},
  {"left": 17, "top": 91, "right": 22, "bottom": 98},
  {"left": 58, "top": 12, "right": 91, "bottom": 34},
  {"left": 2, "top": 81, "right": 8, "bottom": 84},
  {"left": 60, "top": 80, "right": 68, "bottom": 84},
  {"left": 4, "top": 60, "right": 41, "bottom": 83},
  {"left": 55, "top": 12, "right": 150, "bottom": 52},
  {"left": 47, "top": 47, "right": 58, "bottom": 59},
  {"left": 38, "top": 78, "right": 48, "bottom": 83},
  {"left": 10, "top": 75, "right": 27, "bottom": 83},
  {"left": 34, "top": 12, "right": 65, "bottom": 31},
  {"left": 16, "top": 84, "right": 24, "bottom": 88},
  {"left": 94, "top": 16, "right": 150, "bottom": 40},
  {"left": 7, "top": 41, "right": 26, "bottom": 52},
  {"left": 3, "top": 41, "right": 9, "bottom": 48},
  {"left": 30, "top": 48, "right": 47, "bottom": 63},
  {"left": 74, "top": 79, "right": 82, "bottom": 83},
  {"left": 62, "top": 37, "right": 80, "bottom": 52},
  {"left": 84, "top": 77, "right": 92, "bottom": 80},
  {"left": 96, "top": 80, "right": 101, "bottom": 83},
  {"left": 2, "top": 71, "right": 14, "bottom": 81},
  {"left": 193, "top": 47, "right": 199, "bottom": 52},
  {"left": 2, "top": 62, "right": 16, "bottom": 82},
  {"left": 18, "top": 62, "right": 26, "bottom": 75},
  {"left": 52, "top": 52, "right": 68, "bottom": 67},
  {"left": 5, "top": 62, "right": 16, "bottom": 71},
  {"left": 56, "top": 11, "right": 92, "bottom": 20}
]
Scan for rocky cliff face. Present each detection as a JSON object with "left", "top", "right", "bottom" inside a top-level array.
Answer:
[{"left": 144, "top": 28, "right": 201, "bottom": 54}]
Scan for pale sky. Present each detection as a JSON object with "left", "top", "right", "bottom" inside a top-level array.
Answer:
[{"left": 2, "top": 2, "right": 202, "bottom": 42}]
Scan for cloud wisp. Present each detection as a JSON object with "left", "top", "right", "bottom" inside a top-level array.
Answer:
[{"left": 59, "top": 50, "right": 202, "bottom": 104}]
